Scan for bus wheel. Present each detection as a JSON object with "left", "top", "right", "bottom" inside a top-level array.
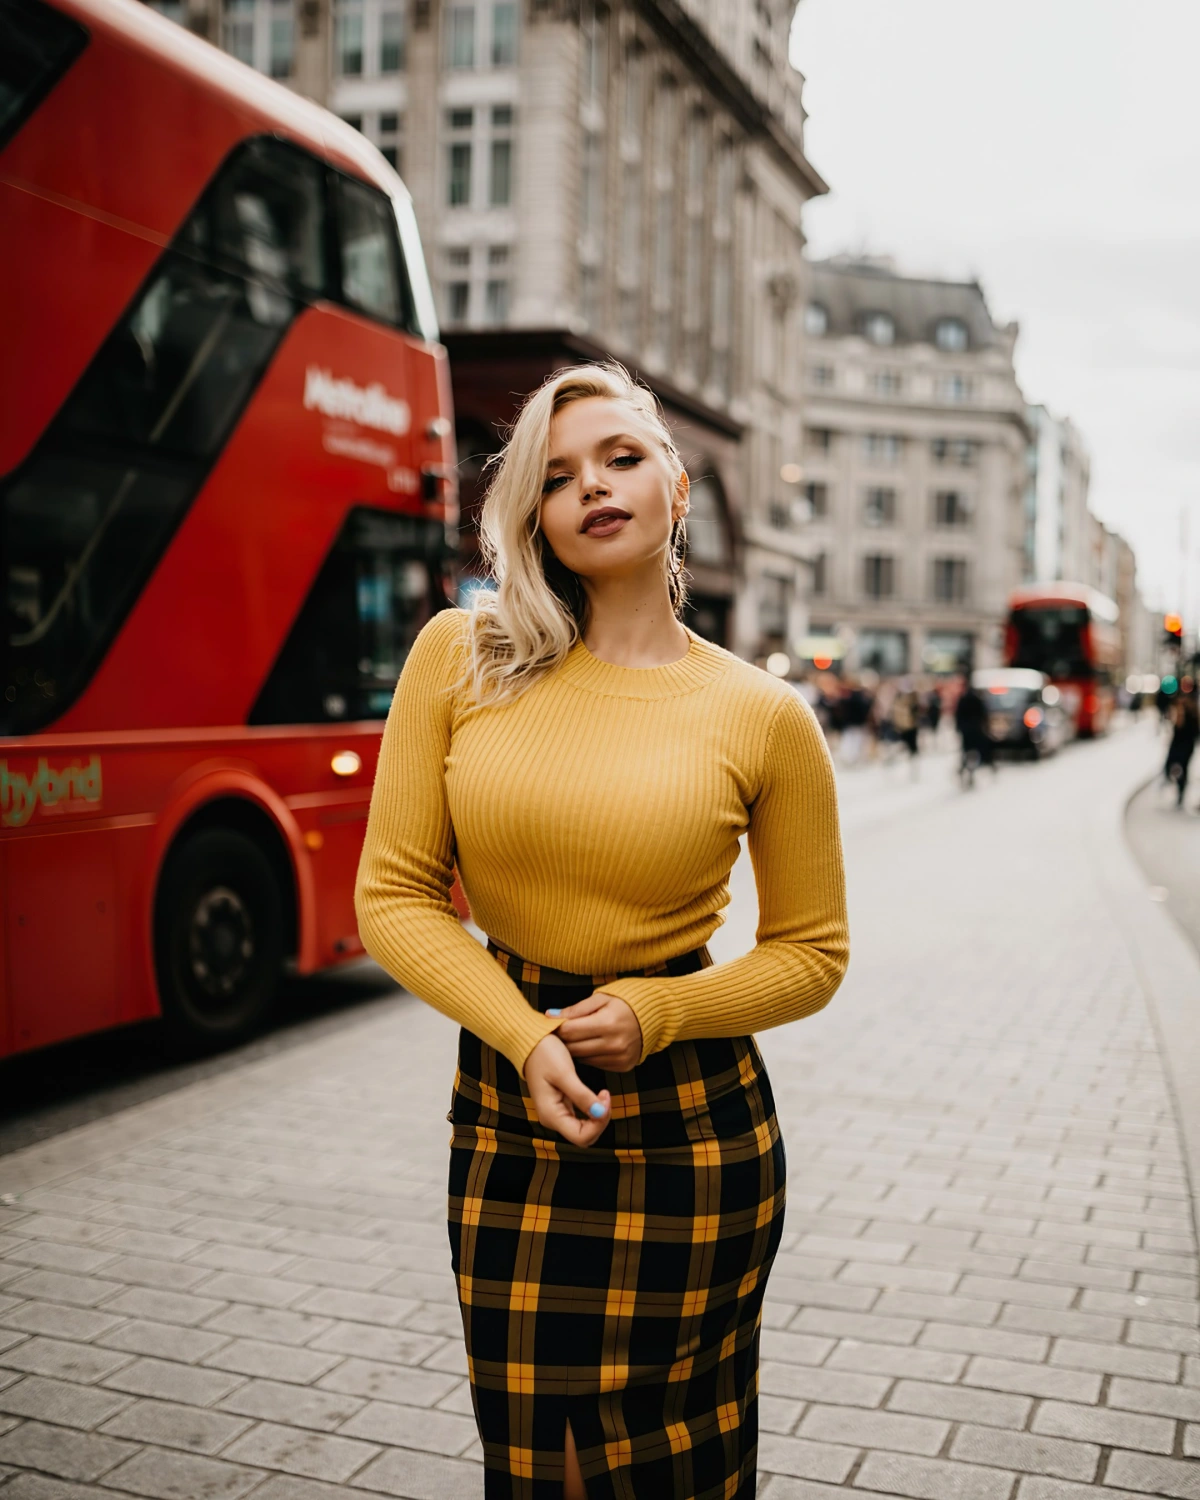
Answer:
[{"left": 155, "top": 828, "right": 284, "bottom": 1051}]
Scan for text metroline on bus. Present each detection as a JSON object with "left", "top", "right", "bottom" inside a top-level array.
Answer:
[
  {"left": 1, "top": 0, "right": 457, "bottom": 1057},
  {"left": 1003, "top": 583, "right": 1120, "bottom": 737}
]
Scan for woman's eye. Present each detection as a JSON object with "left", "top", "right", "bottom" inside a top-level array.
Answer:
[
  {"left": 611, "top": 453, "right": 643, "bottom": 469},
  {"left": 542, "top": 474, "right": 570, "bottom": 494}
]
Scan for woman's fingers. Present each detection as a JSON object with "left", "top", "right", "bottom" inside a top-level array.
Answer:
[
  {"left": 523, "top": 1036, "right": 612, "bottom": 1147},
  {"left": 545, "top": 993, "right": 607, "bottom": 1022}
]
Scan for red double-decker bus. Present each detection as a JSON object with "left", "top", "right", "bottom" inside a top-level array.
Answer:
[
  {"left": 1003, "top": 584, "right": 1120, "bottom": 736},
  {"left": 1, "top": 0, "right": 456, "bottom": 1057}
]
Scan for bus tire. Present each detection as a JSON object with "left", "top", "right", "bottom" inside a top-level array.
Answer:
[{"left": 155, "top": 828, "right": 284, "bottom": 1052}]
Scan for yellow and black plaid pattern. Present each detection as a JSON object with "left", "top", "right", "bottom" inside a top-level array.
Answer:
[{"left": 448, "top": 942, "right": 786, "bottom": 1499}]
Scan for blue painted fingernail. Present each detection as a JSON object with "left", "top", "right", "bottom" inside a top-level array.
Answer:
[
  {"left": 589, "top": 1102, "right": 607, "bottom": 1120},
  {"left": 546, "top": 1009, "right": 561, "bottom": 1018}
]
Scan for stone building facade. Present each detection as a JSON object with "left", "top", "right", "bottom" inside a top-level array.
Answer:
[
  {"left": 800, "top": 257, "right": 1028, "bottom": 676},
  {"left": 156, "top": 0, "right": 827, "bottom": 657},
  {"left": 1024, "top": 405, "right": 1092, "bottom": 587}
]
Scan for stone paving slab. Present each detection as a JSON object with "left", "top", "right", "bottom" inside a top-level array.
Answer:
[{"left": 0, "top": 726, "right": 1197, "bottom": 1497}]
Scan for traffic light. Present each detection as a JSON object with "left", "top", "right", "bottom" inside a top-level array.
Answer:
[{"left": 1164, "top": 612, "right": 1183, "bottom": 648}]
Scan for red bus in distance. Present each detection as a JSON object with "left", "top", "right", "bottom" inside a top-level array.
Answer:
[
  {"left": 1, "top": 0, "right": 456, "bottom": 1057},
  {"left": 1003, "top": 584, "right": 1120, "bottom": 736}
]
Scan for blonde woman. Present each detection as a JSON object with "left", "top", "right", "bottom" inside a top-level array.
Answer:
[{"left": 356, "top": 364, "right": 848, "bottom": 1499}]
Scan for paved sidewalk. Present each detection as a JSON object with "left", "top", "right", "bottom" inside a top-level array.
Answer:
[{"left": 1, "top": 725, "right": 1198, "bottom": 1499}]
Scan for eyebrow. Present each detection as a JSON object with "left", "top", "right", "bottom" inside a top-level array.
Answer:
[{"left": 545, "top": 432, "right": 646, "bottom": 469}]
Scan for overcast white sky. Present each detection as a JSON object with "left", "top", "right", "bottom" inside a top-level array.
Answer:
[{"left": 790, "top": 0, "right": 1200, "bottom": 614}]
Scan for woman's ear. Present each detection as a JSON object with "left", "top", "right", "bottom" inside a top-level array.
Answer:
[{"left": 673, "top": 467, "right": 691, "bottom": 522}]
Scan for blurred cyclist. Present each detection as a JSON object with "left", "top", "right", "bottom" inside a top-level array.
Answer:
[{"left": 955, "top": 679, "right": 993, "bottom": 789}]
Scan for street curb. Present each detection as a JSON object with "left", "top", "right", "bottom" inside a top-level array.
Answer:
[{"left": 1101, "top": 768, "right": 1200, "bottom": 1244}]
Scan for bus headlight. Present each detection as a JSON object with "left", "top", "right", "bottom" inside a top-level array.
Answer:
[{"left": 331, "top": 750, "right": 362, "bottom": 776}]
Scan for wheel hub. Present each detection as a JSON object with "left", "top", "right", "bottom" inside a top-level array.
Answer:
[{"left": 188, "top": 886, "right": 254, "bottom": 1002}]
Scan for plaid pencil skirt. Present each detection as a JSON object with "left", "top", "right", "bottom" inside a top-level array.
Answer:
[{"left": 447, "top": 940, "right": 787, "bottom": 1500}]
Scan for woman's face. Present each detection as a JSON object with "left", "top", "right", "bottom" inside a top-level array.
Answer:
[{"left": 538, "top": 396, "right": 688, "bottom": 586}]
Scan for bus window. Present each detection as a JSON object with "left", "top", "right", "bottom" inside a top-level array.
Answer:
[
  {"left": 204, "top": 140, "right": 328, "bottom": 310},
  {"left": 249, "top": 507, "right": 452, "bottom": 725},
  {"left": 1009, "top": 606, "right": 1090, "bottom": 679},
  {"left": 0, "top": 0, "right": 88, "bottom": 151},
  {"left": 2, "top": 138, "right": 327, "bottom": 734},
  {"left": 335, "top": 172, "right": 414, "bottom": 331}
]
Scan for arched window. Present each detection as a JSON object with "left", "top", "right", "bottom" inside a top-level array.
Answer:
[
  {"left": 862, "top": 311, "right": 895, "bottom": 346},
  {"left": 804, "top": 301, "right": 828, "bottom": 337}
]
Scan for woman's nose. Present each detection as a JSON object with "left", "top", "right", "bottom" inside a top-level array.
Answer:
[{"left": 580, "top": 468, "right": 610, "bottom": 500}]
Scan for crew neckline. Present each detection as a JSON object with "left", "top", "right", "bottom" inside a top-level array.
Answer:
[{"left": 557, "top": 628, "right": 731, "bottom": 700}]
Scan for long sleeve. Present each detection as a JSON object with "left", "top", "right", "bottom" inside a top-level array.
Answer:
[
  {"left": 354, "top": 611, "right": 559, "bottom": 1075},
  {"left": 599, "top": 691, "right": 848, "bottom": 1060}
]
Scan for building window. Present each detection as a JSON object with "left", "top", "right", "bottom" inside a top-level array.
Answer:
[
  {"left": 805, "top": 427, "right": 832, "bottom": 455},
  {"left": 804, "top": 481, "right": 828, "bottom": 519},
  {"left": 863, "top": 487, "right": 896, "bottom": 527},
  {"left": 491, "top": 0, "right": 516, "bottom": 64},
  {"left": 580, "top": 0, "right": 607, "bottom": 99},
  {"left": 804, "top": 301, "right": 828, "bottom": 337},
  {"left": 448, "top": 147, "right": 472, "bottom": 206},
  {"left": 933, "top": 490, "right": 970, "bottom": 528},
  {"left": 934, "top": 317, "right": 968, "bottom": 352},
  {"left": 809, "top": 364, "right": 834, "bottom": 388},
  {"left": 931, "top": 438, "right": 979, "bottom": 466},
  {"left": 870, "top": 369, "right": 902, "bottom": 396},
  {"left": 268, "top": 0, "right": 293, "bottom": 76},
  {"left": 862, "top": 311, "right": 895, "bottom": 346},
  {"left": 649, "top": 79, "right": 678, "bottom": 364},
  {"left": 377, "top": 111, "right": 402, "bottom": 171},
  {"left": 811, "top": 552, "right": 827, "bottom": 596},
  {"left": 863, "top": 554, "right": 895, "bottom": 599},
  {"left": 223, "top": 0, "right": 255, "bottom": 63},
  {"left": 863, "top": 432, "right": 902, "bottom": 464},
  {"left": 759, "top": 573, "right": 789, "bottom": 638},
  {"left": 932, "top": 556, "right": 968, "bottom": 602},
  {"left": 858, "top": 629, "right": 909, "bottom": 675},
  {"left": 446, "top": 3, "right": 475, "bottom": 67},
  {"left": 334, "top": 0, "right": 363, "bottom": 73},
  {"left": 379, "top": 3, "right": 405, "bottom": 71},
  {"left": 938, "top": 374, "right": 973, "bottom": 404},
  {"left": 709, "top": 134, "right": 734, "bottom": 398},
  {"left": 485, "top": 277, "right": 509, "bottom": 324},
  {"left": 489, "top": 105, "right": 513, "bottom": 205},
  {"left": 445, "top": 271, "right": 470, "bottom": 326}
]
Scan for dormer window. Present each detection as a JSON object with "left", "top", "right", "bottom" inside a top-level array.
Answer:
[
  {"left": 804, "top": 301, "right": 828, "bottom": 337},
  {"left": 862, "top": 311, "right": 895, "bottom": 346},
  {"left": 934, "top": 317, "right": 968, "bottom": 352}
]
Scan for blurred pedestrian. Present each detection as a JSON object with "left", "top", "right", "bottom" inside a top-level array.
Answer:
[
  {"left": 892, "top": 679, "right": 921, "bottom": 778},
  {"left": 355, "top": 363, "right": 849, "bottom": 1500},
  {"left": 955, "top": 678, "right": 994, "bottom": 788},
  {"left": 923, "top": 685, "right": 943, "bottom": 745},
  {"left": 840, "top": 675, "right": 872, "bottom": 767},
  {"left": 1164, "top": 690, "right": 1199, "bottom": 808}
]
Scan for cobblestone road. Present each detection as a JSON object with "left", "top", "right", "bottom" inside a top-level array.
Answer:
[{"left": 0, "top": 724, "right": 1197, "bottom": 1500}]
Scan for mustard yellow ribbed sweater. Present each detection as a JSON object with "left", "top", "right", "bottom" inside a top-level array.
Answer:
[{"left": 355, "top": 609, "right": 848, "bottom": 1075}]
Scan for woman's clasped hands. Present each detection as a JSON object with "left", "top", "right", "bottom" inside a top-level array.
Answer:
[{"left": 523, "top": 992, "right": 643, "bottom": 1147}]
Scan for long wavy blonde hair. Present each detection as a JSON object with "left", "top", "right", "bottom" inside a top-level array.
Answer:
[{"left": 463, "top": 363, "right": 689, "bottom": 708}]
